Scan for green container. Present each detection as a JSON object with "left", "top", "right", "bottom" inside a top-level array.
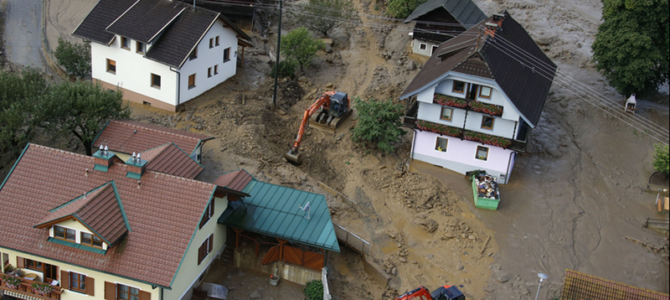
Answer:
[{"left": 471, "top": 174, "right": 500, "bottom": 210}]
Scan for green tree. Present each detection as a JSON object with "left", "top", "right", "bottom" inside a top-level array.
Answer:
[
  {"left": 281, "top": 27, "right": 324, "bottom": 73},
  {"left": 270, "top": 60, "right": 297, "bottom": 79},
  {"left": 40, "top": 81, "right": 130, "bottom": 156},
  {"left": 54, "top": 38, "right": 92, "bottom": 79},
  {"left": 653, "top": 143, "right": 669, "bottom": 177},
  {"left": 591, "top": 0, "right": 669, "bottom": 97},
  {"left": 0, "top": 69, "right": 48, "bottom": 165},
  {"left": 303, "top": 280, "right": 323, "bottom": 300},
  {"left": 351, "top": 97, "right": 406, "bottom": 153},
  {"left": 293, "top": 0, "right": 354, "bottom": 37},
  {"left": 385, "top": 0, "right": 426, "bottom": 18}
]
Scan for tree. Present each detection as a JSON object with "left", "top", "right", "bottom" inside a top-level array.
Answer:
[
  {"left": 0, "top": 69, "right": 48, "bottom": 165},
  {"left": 54, "top": 38, "right": 92, "bottom": 79},
  {"left": 270, "top": 60, "right": 297, "bottom": 79},
  {"left": 40, "top": 81, "right": 130, "bottom": 155},
  {"left": 281, "top": 27, "right": 324, "bottom": 73},
  {"left": 591, "top": 0, "right": 669, "bottom": 97},
  {"left": 385, "top": 0, "right": 426, "bottom": 19},
  {"left": 653, "top": 144, "right": 669, "bottom": 178},
  {"left": 294, "top": 0, "right": 354, "bottom": 37},
  {"left": 351, "top": 97, "right": 406, "bottom": 153}
]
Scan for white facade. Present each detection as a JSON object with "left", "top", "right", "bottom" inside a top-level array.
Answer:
[
  {"left": 91, "top": 19, "right": 239, "bottom": 110},
  {"left": 411, "top": 39, "right": 440, "bottom": 57}
]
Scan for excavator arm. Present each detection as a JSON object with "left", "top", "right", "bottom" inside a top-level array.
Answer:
[{"left": 285, "top": 91, "right": 336, "bottom": 164}]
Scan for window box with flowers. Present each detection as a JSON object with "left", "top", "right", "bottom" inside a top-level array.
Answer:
[
  {"left": 463, "top": 131, "right": 512, "bottom": 148},
  {"left": 2, "top": 275, "right": 21, "bottom": 289},
  {"left": 32, "top": 283, "right": 55, "bottom": 296},
  {"left": 434, "top": 94, "right": 468, "bottom": 109},
  {"left": 468, "top": 101, "right": 503, "bottom": 116},
  {"left": 416, "top": 120, "right": 463, "bottom": 137}
]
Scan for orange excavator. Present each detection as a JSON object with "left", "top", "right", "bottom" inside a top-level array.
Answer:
[
  {"left": 396, "top": 285, "right": 465, "bottom": 300},
  {"left": 285, "top": 91, "right": 351, "bottom": 165}
]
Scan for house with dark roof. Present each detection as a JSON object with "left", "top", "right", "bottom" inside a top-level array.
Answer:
[
  {"left": 73, "top": 0, "right": 253, "bottom": 112},
  {"left": 401, "top": 12, "right": 556, "bottom": 184},
  {"left": 404, "top": 0, "right": 487, "bottom": 57},
  {"left": 0, "top": 143, "right": 249, "bottom": 300}
]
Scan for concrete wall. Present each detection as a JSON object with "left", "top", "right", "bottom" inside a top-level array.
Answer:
[
  {"left": 362, "top": 254, "right": 391, "bottom": 286},
  {"left": 411, "top": 39, "right": 440, "bottom": 57},
  {"left": 233, "top": 247, "right": 321, "bottom": 285},
  {"left": 96, "top": 80, "right": 176, "bottom": 112},
  {"left": 164, "top": 196, "right": 228, "bottom": 300}
]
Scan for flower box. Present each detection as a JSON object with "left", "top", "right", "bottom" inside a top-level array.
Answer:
[
  {"left": 469, "top": 101, "right": 503, "bottom": 116},
  {"left": 434, "top": 94, "right": 468, "bottom": 109},
  {"left": 416, "top": 120, "right": 463, "bottom": 137},
  {"left": 2, "top": 275, "right": 21, "bottom": 289},
  {"left": 32, "top": 283, "right": 55, "bottom": 295},
  {"left": 463, "top": 131, "right": 511, "bottom": 148}
]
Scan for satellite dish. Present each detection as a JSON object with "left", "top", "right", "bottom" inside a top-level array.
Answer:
[{"left": 299, "top": 201, "right": 312, "bottom": 220}]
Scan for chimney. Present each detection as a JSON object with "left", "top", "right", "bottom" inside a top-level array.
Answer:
[
  {"left": 93, "top": 145, "right": 115, "bottom": 172},
  {"left": 484, "top": 22, "right": 499, "bottom": 38},
  {"left": 126, "top": 152, "right": 148, "bottom": 179},
  {"left": 492, "top": 13, "right": 505, "bottom": 26}
]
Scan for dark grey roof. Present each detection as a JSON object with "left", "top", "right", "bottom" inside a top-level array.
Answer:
[
  {"left": 400, "top": 12, "right": 556, "bottom": 127},
  {"left": 404, "top": 0, "right": 487, "bottom": 28},
  {"left": 72, "top": 0, "right": 137, "bottom": 44},
  {"left": 106, "top": 0, "right": 186, "bottom": 43}
]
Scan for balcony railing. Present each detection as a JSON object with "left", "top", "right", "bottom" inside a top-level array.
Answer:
[
  {"left": 413, "top": 119, "right": 529, "bottom": 152},
  {"left": 434, "top": 94, "right": 504, "bottom": 117},
  {"left": 0, "top": 274, "right": 62, "bottom": 300}
]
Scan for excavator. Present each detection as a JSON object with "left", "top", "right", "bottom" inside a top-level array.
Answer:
[
  {"left": 284, "top": 91, "right": 351, "bottom": 165},
  {"left": 396, "top": 285, "right": 465, "bottom": 300}
]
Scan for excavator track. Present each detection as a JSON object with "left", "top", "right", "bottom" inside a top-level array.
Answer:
[{"left": 308, "top": 109, "right": 353, "bottom": 133}]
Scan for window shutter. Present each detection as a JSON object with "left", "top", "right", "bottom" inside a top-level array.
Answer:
[
  {"left": 16, "top": 256, "right": 24, "bottom": 268},
  {"left": 199, "top": 211, "right": 206, "bottom": 229},
  {"left": 198, "top": 243, "right": 204, "bottom": 265},
  {"left": 86, "top": 277, "right": 95, "bottom": 296},
  {"left": 210, "top": 199, "right": 215, "bottom": 217},
  {"left": 208, "top": 234, "right": 213, "bottom": 253},
  {"left": 104, "top": 282, "right": 116, "bottom": 300},
  {"left": 60, "top": 270, "right": 70, "bottom": 289},
  {"left": 139, "top": 290, "right": 151, "bottom": 300}
]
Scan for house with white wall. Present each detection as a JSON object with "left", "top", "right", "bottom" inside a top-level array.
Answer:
[
  {"left": 73, "top": 0, "right": 252, "bottom": 112},
  {"left": 401, "top": 12, "right": 556, "bottom": 183},
  {"left": 0, "top": 143, "right": 249, "bottom": 300}
]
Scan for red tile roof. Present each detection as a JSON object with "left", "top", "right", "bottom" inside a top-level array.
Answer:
[
  {"left": 214, "top": 169, "right": 253, "bottom": 192},
  {"left": 562, "top": 269, "right": 669, "bottom": 300},
  {"left": 0, "top": 144, "right": 216, "bottom": 288},
  {"left": 92, "top": 120, "right": 213, "bottom": 156},
  {"left": 141, "top": 143, "right": 204, "bottom": 179},
  {"left": 35, "top": 182, "right": 129, "bottom": 245}
]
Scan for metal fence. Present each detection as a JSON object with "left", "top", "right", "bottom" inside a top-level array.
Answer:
[{"left": 333, "top": 223, "right": 370, "bottom": 255}]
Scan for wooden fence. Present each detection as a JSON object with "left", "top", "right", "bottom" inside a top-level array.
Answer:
[{"left": 333, "top": 223, "right": 370, "bottom": 255}]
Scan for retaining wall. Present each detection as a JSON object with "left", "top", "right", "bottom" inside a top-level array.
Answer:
[{"left": 234, "top": 247, "right": 321, "bottom": 285}]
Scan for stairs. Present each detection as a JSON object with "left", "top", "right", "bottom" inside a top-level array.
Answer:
[{"left": 220, "top": 246, "right": 235, "bottom": 267}]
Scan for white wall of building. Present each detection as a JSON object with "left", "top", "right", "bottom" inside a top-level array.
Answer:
[
  {"left": 91, "top": 40, "right": 177, "bottom": 105},
  {"left": 464, "top": 111, "right": 518, "bottom": 139},
  {"left": 417, "top": 102, "right": 519, "bottom": 139},
  {"left": 179, "top": 19, "right": 238, "bottom": 104},
  {"left": 411, "top": 39, "right": 440, "bottom": 57},
  {"left": 418, "top": 101, "right": 467, "bottom": 127}
]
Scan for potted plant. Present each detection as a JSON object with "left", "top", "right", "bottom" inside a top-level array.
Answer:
[
  {"left": 269, "top": 267, "right": 280, "bottom": 286},
  {"left": 32, "top": 282, "right": 55, "bottom": 296},
  {"left": 2, "top": 275, "right": 21, "bottom": 289}
]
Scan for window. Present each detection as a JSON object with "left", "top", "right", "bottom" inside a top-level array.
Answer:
[
  {"left": 440, "top": 107, "right": 453, "bottom": 121},
  {"left": 209, "top": 38, "right": 214, "bottom": 48},
  {"left": 476, "top": 146, "right": 489, "bottom": 161},
  {"left": 481, "top": 116, "right": 494, "bottom": 130},
  {"left": 26, "top": 259, "right": 42, "bottom": 271},
  {"left": 70, "top": 272, "right": 87, "bottom": 293},
  {"left": 121, "top": 37, "right": 129, "bottom": 50},
  {"left": 207, "top": 67, "right": 212, "bottom": 78},
  {"left": 199, "top": 200, "right": 215, "bottom": 229},
  {"left": 214, "top": 65, "right": 218, "bottom": 75},
  {"left": 452, "top": 81, "right": 465, "bottom": 93},
  {"left": 188, "top": 74, "right": 196, "bottom": 89},
  {"left": 431, "top": 45, "right": 439, "bottom": 55},
  {"left": 44, "top": 264, "right": 58, "bottom": 283},
  {"left": 466, "top": 83, "right": 479, "bottom": 100},
  {"left": 198, "top": 234, "right": 214, "bottom": 265},
  {"left": 479, "top": 86, "right": 492, "bottom": 98},
  {"left": 151, "top": 73, "right": 161, "bottom": 89},
  {"left": 189, "top": 46, "right": 198, "bottom": 60},
  {"left": 55, "top": 225, "right": 76, "bottom": 241},
  {"left": 107, "top": 59, "right": 116, "bottom": 74},
  {"left": 136, "top": 41, "right": 145, "bottom": 54},
  {"left": 215, "top": 36, "right": 220, "bottom": 46},
  {"left": 420, "top": 43, "right": 427, "bottom": 50},
  {"left": 223, "top": 48, "right": 231, "bottom": 62},
  {"left": 81, "top": 232, "right": 104, "bottom": 248},
  {"left": 118, "top": 284, "right": 140, "bottom": 300},
  {"left": 435, "top": 137, "right": 448, "bottom": 152}
]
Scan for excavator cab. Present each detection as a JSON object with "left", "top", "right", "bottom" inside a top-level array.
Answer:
[
  {"left": 328, "top": 92, "right": 349, "bottom": 118},
  {"left": 430, "top": 286, "right": 465, "bottom": 300}
]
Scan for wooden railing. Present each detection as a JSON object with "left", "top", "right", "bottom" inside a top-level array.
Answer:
[{"left": 0, "top": 274, "right": 62, "bottom": 300}]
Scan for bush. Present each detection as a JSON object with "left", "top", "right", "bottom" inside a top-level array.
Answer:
[
  {"left": 351, "top": 97, "right": 406, "bottom": 153},
  {"left": 281, "top": 27, "right": 324, "bottom": 73},
  {"left": 304, "top": 280, "right": 323, "bottom": 300},
  {"left": 54, "top": 38, "right": 91, "bottom": 79},
  {"left": 385, "top": 0, "right": 426, "bottom": 18},
  {"left": 653, "top": 144, "right": 669, "bottom": 177},
  {"left": 270, "top": 60, "right": 297, "bottom": 79}
]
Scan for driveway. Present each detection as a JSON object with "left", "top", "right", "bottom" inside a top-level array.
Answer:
[{"left": 3, "top": 0, "right": 47, "bottom": 68}]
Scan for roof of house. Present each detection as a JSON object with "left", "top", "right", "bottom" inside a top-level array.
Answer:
[
  {"left": 141, "top": 143, "right": 204, "bottom": 179},
  {"left": 73, "top": 0, "right": 252, "bottom": 68},
  {"left": 0, "top": 144, "right": 217, "bottom": 288},
  {"left": 404, "top": 0, "right": 487, "bottom": 28},
  {"left": 218, "top": 178, "right": 340, "bottom": 252},
  {"left": 35, "top": 182, "right": 130, "bottom": 246},
  {"left": 214, "top": 169, "right": 254, "bottom": 193},
  {"left": 92, "top": 120, "right": 213, "bottom": 156},
  {"left": 562, "top": 270, "right": 669, "bottom": 300},
  {"left": 399, "top": 11, "right": 556, "bottom": 127}
]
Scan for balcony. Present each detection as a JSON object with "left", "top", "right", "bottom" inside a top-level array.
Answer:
[
  {"left": 0, "top": 274, "right": 63, "bottom": 300},
  {"left": 433, "top": 94, "right": 504, "bottom": 117}
]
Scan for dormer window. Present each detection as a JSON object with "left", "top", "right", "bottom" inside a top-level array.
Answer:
[
  {"left": 81, "top": 232, "right": 104, "bottom": 248},
  {"left": 55, "top": 225, "right": 76, "bottom": 241}
]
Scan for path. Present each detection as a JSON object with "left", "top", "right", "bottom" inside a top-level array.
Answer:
[{"left": 3, "top": 0, "right": 46, "bottom": 68}]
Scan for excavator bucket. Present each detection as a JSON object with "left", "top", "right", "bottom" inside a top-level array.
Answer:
[{"left": 284, "top": 149, "right": 302, "bottom": 165}]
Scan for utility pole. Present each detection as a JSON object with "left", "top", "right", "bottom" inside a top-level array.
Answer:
[{"left": 271, "top": 0, "right": 283, "bottom": 107}]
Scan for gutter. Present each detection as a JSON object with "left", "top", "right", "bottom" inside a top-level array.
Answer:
[{"left": 170, "top": 67, "right": 181, "bottom": 107}]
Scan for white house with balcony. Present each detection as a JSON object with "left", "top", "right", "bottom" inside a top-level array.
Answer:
[
  {"left": 73, "top": 0, "right": 252, "bottom": 112},
  {"left": 401, "top": 12, "right": 556, "bottom": 184}
]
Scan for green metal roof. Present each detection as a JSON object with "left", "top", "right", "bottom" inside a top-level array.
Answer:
[{"left": 218, "top": 180, "right": 340, "bottom": 252}]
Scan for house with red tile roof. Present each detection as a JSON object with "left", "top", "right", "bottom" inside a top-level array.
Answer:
[
  {"left": 0, "top": 143, "right": 247, "bottom": 300},
  {"left": 92, "top": 119, "right": 213, "bottom": 167}
]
